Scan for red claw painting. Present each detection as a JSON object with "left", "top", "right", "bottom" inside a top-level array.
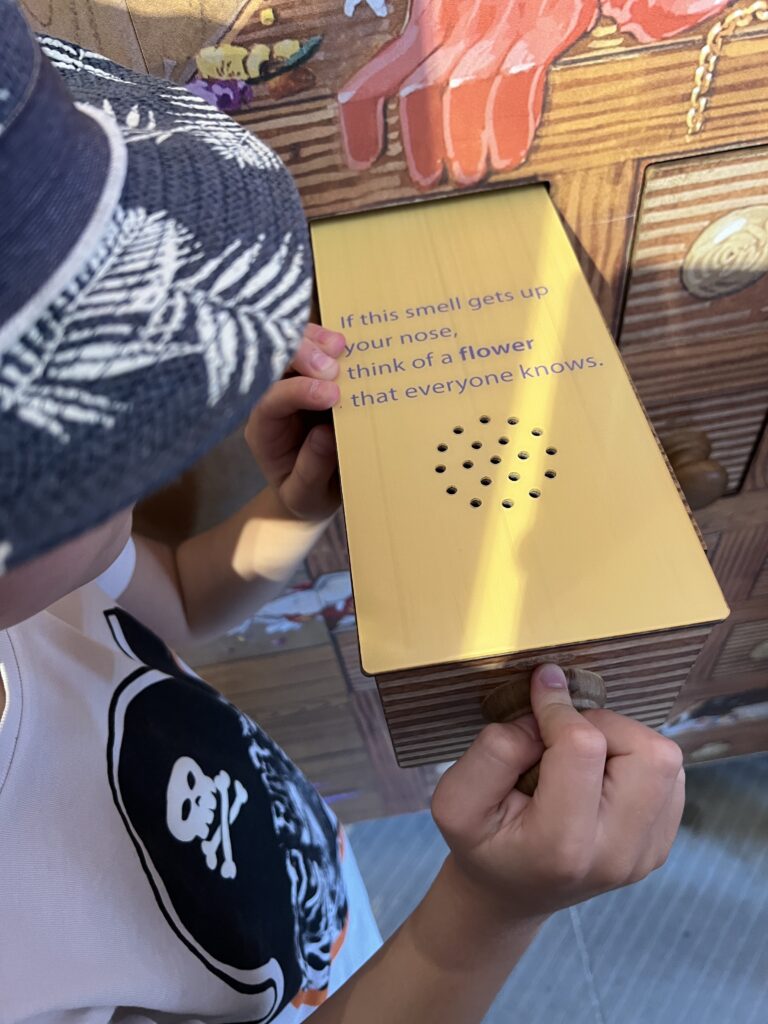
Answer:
[
  {"left": 338, "top": 0, "right": 730, "bottom": 189},
  {"left": 168, "top": 0, "right": 768, "bottom": 217}
]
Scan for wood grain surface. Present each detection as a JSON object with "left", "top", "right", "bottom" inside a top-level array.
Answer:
[{"left": 376, "top": 624, "right": 713, "bottom": 767}]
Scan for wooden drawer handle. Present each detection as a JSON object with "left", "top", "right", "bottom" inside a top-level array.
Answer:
[
  {"left": 662, "top": 428, "right": 728, "bottom": 510},
  {"left": 482, "top": 668, "right": 606, "bottom": 796}
]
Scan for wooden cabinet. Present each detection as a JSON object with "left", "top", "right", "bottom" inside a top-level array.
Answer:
[
  {"left": 664, "top": 435, "right": 768, "bottom": 762},
  {"left": 34, "top": 1, "right": 768, "bottom": 788},
  {"left": 621, "top": 148, "right": 768, "bottom": 495}
]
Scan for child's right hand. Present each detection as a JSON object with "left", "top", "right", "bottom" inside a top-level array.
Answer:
[{"left": 432, "top": 663, "right": 685, "bottom": 922}]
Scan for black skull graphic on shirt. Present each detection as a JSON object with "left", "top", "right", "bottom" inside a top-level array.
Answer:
[{"left": 105, "top": 608, "right": 348, "bottom": 1022}]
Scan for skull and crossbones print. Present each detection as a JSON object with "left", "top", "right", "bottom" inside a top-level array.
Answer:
[
  {"left": 165, "top": 756, "right": 248, "bottom": 879},
  {"left": 107, "top": 606, "right": 349, "bottom": 1010}
]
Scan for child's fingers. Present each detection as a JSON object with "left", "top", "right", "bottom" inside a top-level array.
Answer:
[
  {"left": 653, "top": 768, "right": 685, "bottom": 867},
  {"left": 289, "top": 324, "right": 345, "bottom": 381},
  {"left": 304, "top": 322, "right": 346, "bottom": 357},
  {"left": 432, "top": 718, "right": 544, "bottom": 842},
  {"left": 279, "top": 424, "right": 339, "bottom": 516},
  {"left": 529, "top": 664, "right": 606, "bottom": 843},
  {"left": 256, "top": 375, "right": 339, "bottom": 424},
  {"left": 639, "top": 767, "right": 685, "bottom": 877},
  {"left": 290, "top": 336, "right": 341, "bottom": 382},
  {"left": 587, "top": 710, "right": 684, "bottom": 866}
]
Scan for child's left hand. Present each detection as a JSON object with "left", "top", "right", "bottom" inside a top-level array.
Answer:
[{"left": 245, "top": 323, "right": 344, "bottom": 522}]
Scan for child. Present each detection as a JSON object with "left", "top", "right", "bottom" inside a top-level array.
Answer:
[{"left": 0, "top": 6, "right": 685, "bottom": 1022}]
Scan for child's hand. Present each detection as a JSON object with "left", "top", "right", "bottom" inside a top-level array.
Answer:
[
  {"left": 432, "top": 663, "right": 685, "bottom": 923},
  {"left": 245, "top": 323, "right": 344, "bottom": 522}
]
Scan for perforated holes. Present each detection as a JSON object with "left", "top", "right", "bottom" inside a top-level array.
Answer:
[{"left": 436, "top": 424, "right": 558, "bottom": 505}]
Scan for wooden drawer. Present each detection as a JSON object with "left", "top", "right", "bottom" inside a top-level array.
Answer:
[
  {"left": 622, "top": 148, "right": 768, "bottom": 493},
  {"left": 712, "top": 617, "right": 768, "bottom": 678},
  {"left": 665, "top": 478, "right": 768, "bottom": 762},
  {"left": 637, "top": 385, "right": 768, "bottom": 493}
]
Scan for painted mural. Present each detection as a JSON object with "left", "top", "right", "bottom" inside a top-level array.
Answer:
[{"left": 183, "top": 0, "right": 765, "bottom": 193}]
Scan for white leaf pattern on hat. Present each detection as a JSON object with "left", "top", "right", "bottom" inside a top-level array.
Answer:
[
  {"left": 37, "top": 37, "right": 128, "bottom": 86},
  {"left": 41, "top": 36, "right": 275, "bottom": 170},
  {"left": 4, "top": 32, "right": 311, "bottom": 570},
  {"left": 0, "top": 206, "right": 310, "bottom": 440},
  {"left": 113, "top": 94, "right": 270, "bottom": 170}
]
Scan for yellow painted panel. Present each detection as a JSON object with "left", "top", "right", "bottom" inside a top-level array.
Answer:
[{"left": 312, "top": 187, "right": 728, "bottom": 675}]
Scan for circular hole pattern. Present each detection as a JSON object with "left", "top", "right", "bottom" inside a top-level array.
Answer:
[
  {"left": 471, "top": 441, "right": 482, "bottom": 450},
  {"left": 507, "top": 417, "right": 518, "bottom": 425},
  {"left": 470, "top": 498, "right": 482, "bottom": 508},
  {"left": 435, "top": 465, "right": 446, "bottom": 473},
  {"left": 545, "top": 470, "right": 557, "bottom": 479},
  {"left": 499, "top": 436, "right": 509, "bottom": 445},
  {"left": 437, "top": 443, "right": 448, "bottom": 452},
  {"left": 546, "top": 446, "right": 557, "bottom": 455},
  {"left": 463, "top": 460, "right": 474, "bottom": 469},
  {"left": 447, "top": 486, "right": 457, "bottom": 495},
  {"left": 518, "top": 451, "right": 530, "bottom": 460},
  {"left": 490, "top": 456, "right": 501, "bottom": 465},
  {"left": 508, "top": 472, "right": 520, "bottom": 481},
  {"left": 479, "top": 415, "right": 491, "bottom": 424},
  {"left": 481, "top": 477, "right": 492, "bottom": 486},
  {"left": 531, "top": 427, "right": 543, "bottom": 436},
  {"left": 502, "top": 499, "right": 514, "bottom": 509},
  {"left": 529, "top": 489, "right": 541, "bottom": 499},
  {"left": 453, "top": 426, "right": 464, "bottom": 434}
]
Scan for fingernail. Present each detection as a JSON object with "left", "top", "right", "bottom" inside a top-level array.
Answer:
[
  {"left": 311, "top": 348, "right": 333, "bottom": 371},
  {"left": 325, "top": 332, "right": 346, "bottom": 356},
  {"left": 538, "top": 664, "right": 567, "bottom": 689}
]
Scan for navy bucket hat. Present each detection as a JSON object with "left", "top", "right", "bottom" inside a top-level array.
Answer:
[{"left": 0, "top": 1, "right": 312, "bottom": 574}]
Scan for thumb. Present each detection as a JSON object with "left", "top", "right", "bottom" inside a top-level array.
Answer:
[
  {"left": 528, "top": 663, "right": 607, "bottom": 821},
  {"left": 529, "top": 663, "right": 579, "bottom": 747},
  {"left": 432, "top": 717, "right": 543, "bottom": 842}
]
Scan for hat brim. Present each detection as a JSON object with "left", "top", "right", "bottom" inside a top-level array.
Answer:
[{"left": 0, "top": 36, "right": 312, "bottom": 573}]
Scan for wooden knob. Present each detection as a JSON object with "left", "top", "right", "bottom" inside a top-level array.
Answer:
[
  {"left": 662, "top": 428, "right": 728, "bottom": 510},
  {"left": 481, "top": 668, "right": 607, "bottom": 796}
]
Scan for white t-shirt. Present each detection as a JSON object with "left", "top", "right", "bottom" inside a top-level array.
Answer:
[{"left": 0, "top": 542, "right": 381, "bottom": 1024}]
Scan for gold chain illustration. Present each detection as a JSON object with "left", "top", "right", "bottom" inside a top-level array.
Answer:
[{"left": 686, "top": 1, "right": 768, "bottom": 135}]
